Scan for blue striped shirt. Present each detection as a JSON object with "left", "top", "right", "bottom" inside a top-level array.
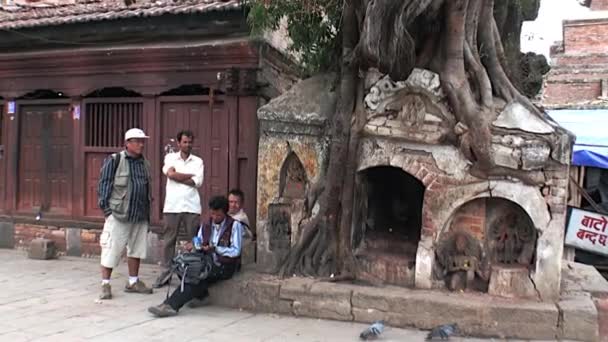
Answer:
[{"left": 97, "top": 152, "right": 150, "bottom": 223}]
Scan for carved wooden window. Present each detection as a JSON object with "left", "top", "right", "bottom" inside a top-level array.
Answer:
[{"left": 85, "top": 102, "right": 142, "bottom": 147}]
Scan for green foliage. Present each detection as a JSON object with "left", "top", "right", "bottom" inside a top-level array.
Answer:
[{"left": 247, "top": 0, "right": 343, "bottom": 74}]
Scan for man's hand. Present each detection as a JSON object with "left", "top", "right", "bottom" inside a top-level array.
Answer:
[
  {"left": 167, "top": 167, "right": 177, "bottom": 180},
  {"left": 202, "top": 245, "right": 215, "bottom": 253},
  {"left": 184, "top": 242, "right": 193, "bottom": 252}
]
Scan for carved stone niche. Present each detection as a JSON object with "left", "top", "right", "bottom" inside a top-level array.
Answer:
[
  {"left": 263, "top": 152, "right": 309, "bottom": 268},
  {"left": 437, "top": 197, "right": 539, "bottom": 298},
  {"left": 279, "top": 152, "right": 308, "bottom": 199},
  {"left": 267, "top": 203, "right": 292, "bottom": 252},
  {"left": 436, "top": 230, "right": 489, "bottom": 292},
  {"left": 486, "top": 201, "right": 539, "bottom": 299}
]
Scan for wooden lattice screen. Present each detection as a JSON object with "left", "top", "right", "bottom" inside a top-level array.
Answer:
[{"left": 85, "top": 102, "right": 143, "bottom": 147}]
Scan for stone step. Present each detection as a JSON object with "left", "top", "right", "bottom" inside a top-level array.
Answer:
[{"left": 209, "top": 271, "right": 564, "bottom": 340}]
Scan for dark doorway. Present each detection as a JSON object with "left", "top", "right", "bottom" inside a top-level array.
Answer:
[{"left": 355, "top": 166, "right": 425, "bottom": 286}]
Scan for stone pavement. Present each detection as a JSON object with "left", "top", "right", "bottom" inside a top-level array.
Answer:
[{"left": 0, "top": 249, "right": 575, "bottom": 342}]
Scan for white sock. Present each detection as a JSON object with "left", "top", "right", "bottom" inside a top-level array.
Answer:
[
  {"left": 128, "top": 276, "right": 139, "bottom": 285},
  {"left": 101, "top": 279, "right": 110, "bottom": 285}
]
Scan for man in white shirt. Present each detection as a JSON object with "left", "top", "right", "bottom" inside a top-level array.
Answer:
[{"left": 153, "top": 130, "right": 204, "bottom": 288}]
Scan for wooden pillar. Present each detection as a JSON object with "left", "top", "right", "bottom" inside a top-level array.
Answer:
[
  {"left": 72, "top": 98, "right": 85, "bottom": 218},
  {"left": 5, "top": 100, "right": 18, "bottom": 214},
  {"left": 237, "top": 95, "right": 259, "bottom": 234},
  {"left": 143, "top": 95, "right": 161, "bottom": 225},
  {"left": 227, "top": 95, "right": 239, "bottom": 191},
  {"left": 564, "top": 166, "right": 586, "bottom": 261},
  {"left": 0, "top": 101, "right": 6, "bottom": 212}
]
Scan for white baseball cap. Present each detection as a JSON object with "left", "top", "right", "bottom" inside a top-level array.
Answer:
[{"left": 124, "top": 128, "right": 149, "bottom": 141}]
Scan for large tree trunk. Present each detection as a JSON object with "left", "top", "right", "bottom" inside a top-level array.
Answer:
[{"left": 277, "top": 0, "right": 545, "bottom": 278}]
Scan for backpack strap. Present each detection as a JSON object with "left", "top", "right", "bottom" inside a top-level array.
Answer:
[{"left": 112, "top": 151, "right": 122, "bottom": 177}]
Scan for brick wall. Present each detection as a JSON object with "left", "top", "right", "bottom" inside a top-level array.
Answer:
[
  {"left": 14, "top": 224, "right": 67, "bottom": 252},
  {"left": 564, "top": 20, "right": 608, "bottom": 54},
  {"left": 543, "top": 81, "right": 602, "bottom": 105},
  {"left": 11, "top": 223, "right": 163, "bottom": 263},
  {"left": 544, "top": 16, "right": 608, "bottom": 107},
  {"left": 449, "top": 198, "right": 486, "bottom": 241},
  {"left": 591, "top": 0, "right": 608, "bottom": 11}
]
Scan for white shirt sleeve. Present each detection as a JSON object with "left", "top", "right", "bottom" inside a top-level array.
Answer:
[
  {"left": 191, "top": 158, "right": 204, "bottom": 188},
  {"left": 162, "top": 153, "right": 174, "bottom": 175}
]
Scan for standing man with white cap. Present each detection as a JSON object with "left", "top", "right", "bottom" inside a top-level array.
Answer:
[{"left": 97, "top": 128, "right": 154, "bottom": 300}]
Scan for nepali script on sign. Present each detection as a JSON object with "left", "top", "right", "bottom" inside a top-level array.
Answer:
[{"left": 565, "top": 207, "right": 608, "bottom": 256}]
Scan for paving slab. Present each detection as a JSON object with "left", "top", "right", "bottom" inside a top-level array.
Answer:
[{"left": 0, "top": 249, "right": 584, "bottom": 342}]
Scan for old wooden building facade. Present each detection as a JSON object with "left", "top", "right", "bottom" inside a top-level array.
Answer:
[{"left": 0, "top": 0, "right": 260, "bottom": 250}]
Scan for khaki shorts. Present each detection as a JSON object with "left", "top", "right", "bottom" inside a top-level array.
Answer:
[{"left": 100, "top": 215, "right": 149, "bottom": 269}]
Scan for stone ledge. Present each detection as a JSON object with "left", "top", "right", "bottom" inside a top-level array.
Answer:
[
  {"left": 558, "top": 294, "right": 600, "bottom": 342},
  {"left": 208, "top": 271, "right": 561, "bottom": 340}
]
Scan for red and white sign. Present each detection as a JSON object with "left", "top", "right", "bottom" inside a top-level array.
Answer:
[{"left": 565, "top": 207, "right": 608, "bottom": 256}]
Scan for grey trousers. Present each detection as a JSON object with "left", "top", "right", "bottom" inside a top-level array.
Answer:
[{"left": 160, "top": 213, "right": 200, "bottom": 271}]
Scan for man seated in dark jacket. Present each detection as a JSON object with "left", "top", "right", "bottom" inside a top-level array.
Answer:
[{"left": 148, "top": 195, "right": 243, "bottom": 317}]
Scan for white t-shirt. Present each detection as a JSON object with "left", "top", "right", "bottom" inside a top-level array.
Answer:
[{"left": 162, "top": 152, "right": 204, "bottom": 214}]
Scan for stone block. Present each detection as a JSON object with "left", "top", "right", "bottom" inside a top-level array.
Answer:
[
  {"left": 488, "top": 266, "right": 538, "bottom": 299},
  {"left": 561, "top": 262, "right": 608, "bottom": 298},
  {"left": 65, "top": 228, "right": 81, "bottom": 257},
  {"left": 241, "top": 241, "right": 255, "bottom": 265},
  {"left": 406, "top": 68, "right": 444, "bottom": 98},
  {"left": 595, "top": 298, "right": 608, "bottom": 342},
  {"left": 0, "top": 222, "right": 15, "bottom": 249},
  {"left": 281, "top": 279, "right": 353, "bottom": 321},
  {"left": 352, "top": 286, "right": 558, "bottom": 339},
  {"left": 521, "top": 143, "right": 551, "bottom": 170},
  {"left": 484, "top": 300, "right": 559, "bottom": 339},
  {"left": 558, "top": 295, "right": 599, "bottom": 342},
  {"left": 28, "top": 238, "right": 57, "bottom": 260},
  {"left": 377, "top": 127, "right": 391, "bottom": 135},
  {"left": 209, "top": 273, "right": 292, "bottom": 314},
  {"left": 414, "top": 242, "right": 434, "bottom": 289},
  {"left": 368, "top": 117, "right": 387, "bottom": 126},
  {"left": 493, "top": 102, "right": 555, "bottom": 134},
  {"left": 492, "top": 144, "right": 521, "bottom": 169},
  {"left": 80, "top": 230, "right": 98, "bottom": 243}
]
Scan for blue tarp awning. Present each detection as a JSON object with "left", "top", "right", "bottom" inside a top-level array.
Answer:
[{"left": 548, "top": 109, "right": 608, "bottom": 169}]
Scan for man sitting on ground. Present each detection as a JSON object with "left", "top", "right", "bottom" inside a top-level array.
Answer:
[{"left": 147, "top": 195, "right": 243, "bottom": 317}]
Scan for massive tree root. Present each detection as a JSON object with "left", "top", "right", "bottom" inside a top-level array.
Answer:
[{"left": 277, "top": 0, "right": 547, "bottom": 278}]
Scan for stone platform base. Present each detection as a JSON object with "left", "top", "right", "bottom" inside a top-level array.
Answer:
[{"left": 207, "top": 268, "right": 582, "bottom": 340}]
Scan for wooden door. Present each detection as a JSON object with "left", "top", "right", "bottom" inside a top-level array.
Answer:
[
  {"left": 159, "top": 99, "right": 229, "bottom": 217},
  {"left": 0, "top": 105, "right": 5, "bottom": 212},
  {"left": 18, "top": 105, "right": 72, "bottom": 215}
]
